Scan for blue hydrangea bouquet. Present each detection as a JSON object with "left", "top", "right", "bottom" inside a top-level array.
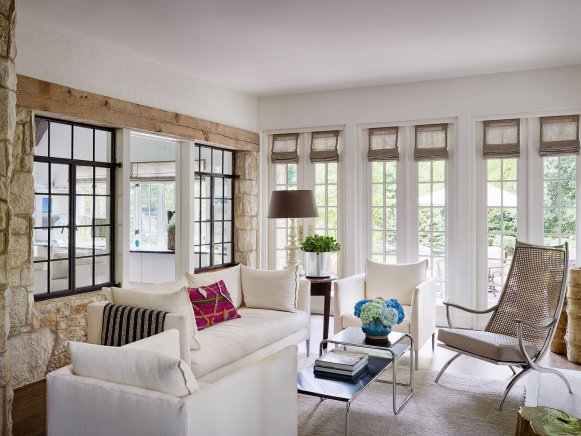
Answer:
[{"left": 354, "top": 298, "right": 405, "bottom": 340}]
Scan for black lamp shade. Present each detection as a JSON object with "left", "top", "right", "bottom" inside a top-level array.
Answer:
[{"left": 267, "top": 190, "right": 319, "bottom": 219}]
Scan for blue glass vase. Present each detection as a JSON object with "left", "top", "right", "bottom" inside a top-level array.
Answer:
[{"left": 361, "top": 320, "right": 391, "bottom": 339}]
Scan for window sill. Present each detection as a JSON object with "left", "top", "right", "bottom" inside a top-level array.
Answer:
[{"left": 130, "top": 249, "right": 175, "bottom": 254}]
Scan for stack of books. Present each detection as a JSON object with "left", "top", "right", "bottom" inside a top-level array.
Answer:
[{"left": 314, "top": 349, "right": 369, "bottom": 381}]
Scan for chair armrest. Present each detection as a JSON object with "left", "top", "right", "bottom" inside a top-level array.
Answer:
[
  {"left": 443, "top": 302, "right": 498, "bottom": 328},
  {"left": 87, "top": 302, "right": 191, "bottom": 365},
  {"left": 333, "top": 274, "right": 366, "bottom": 334},
  {"left": 183, "top": 345, "right": 298, "bottom": 436},
  {"left": 515, "top": 318, "right": 557, "bottom": 365},
  {"left": 87, "top": 301, "right": 108, "bottom": 345},
  {"left": 515, "top": 318, "right": 558, "bottom": 331},
  {"left": 410, "top": 278, "right": 436, "bottom": 352},
  {"left": 297, "top": 279, "right": 311, "bottom": 339},
  {"left": 47, "top": 366, "right": 187, "bottom": 436},
  {"left": 123, "top": 329, "right": 181, "bottom": 359}
]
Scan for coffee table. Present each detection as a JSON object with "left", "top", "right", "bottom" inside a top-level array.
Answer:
[{"left": 297, "top": 327, "right": 414, "bottom": 435}]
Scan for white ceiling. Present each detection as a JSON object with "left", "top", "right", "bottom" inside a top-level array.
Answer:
[{"left": 17, "top": 0, "right": 581, "bottom": 96}]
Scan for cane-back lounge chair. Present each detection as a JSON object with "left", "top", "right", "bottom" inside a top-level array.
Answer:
[{"left": 436, "top": 241, "right": 572, "bottom": 410}]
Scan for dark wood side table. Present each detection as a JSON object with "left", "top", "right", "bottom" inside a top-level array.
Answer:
[{"left": 305, "top": 274, "right": 337, "bottom": 349}]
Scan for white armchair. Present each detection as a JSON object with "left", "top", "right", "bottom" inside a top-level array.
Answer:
[{"left": 333, "top": 260, "right": 436, "bottom": 369}]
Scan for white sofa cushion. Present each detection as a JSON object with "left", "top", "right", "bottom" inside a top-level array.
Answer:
[
  {"left": 112, "top": 279, "right": 200, "bottom": 350},
  {"left": 190, "top": 307, "right": 308, "bottom": 378},
  {"left": 68, "top": 340, "right": 199, "bottom": 398},
  {"left": 186, "top": 264, "right": 243, "bottom": 309},
  {"left": 241, "top": 265, "right": 299, "bottom": 312},
  {"left": 365, "top": 259, "right": 428, "bottom": 306}
]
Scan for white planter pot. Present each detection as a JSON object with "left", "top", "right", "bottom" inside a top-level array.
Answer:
[{"left": 305, "top": 252, "right": 332, "bottom": 277}]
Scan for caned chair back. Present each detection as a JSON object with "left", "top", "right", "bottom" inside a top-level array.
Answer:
[{"left": 485, "top": 241, "right": 568, "bottom": 353}]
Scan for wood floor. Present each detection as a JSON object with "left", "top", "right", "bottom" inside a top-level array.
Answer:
[
  {"left": 11, "top": 314, "right": 581, "bottom": 436},
  {"left": 13, "top": 379, "right": 46, "bottom": 436}
]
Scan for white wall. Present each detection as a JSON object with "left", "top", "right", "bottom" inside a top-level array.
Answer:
[
  {"left": 16, "top": 15, "right": 258, "bottom": 133},
  {"left": 258, "top": 65, "right": 581, "bottom": 320}
]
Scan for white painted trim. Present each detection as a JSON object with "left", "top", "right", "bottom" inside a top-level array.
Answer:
[{"left": 116, "top": 128, "right": 131, "bottom": 287}]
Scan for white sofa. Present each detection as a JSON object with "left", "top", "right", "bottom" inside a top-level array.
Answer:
[
  {"left": 334, "top": 260, "right": 436, "bottom": 369},
  {"left": 47, "top": 330, "right": 298, "bottom": 436},
  {"left": 86, "top": 269, "right": 311, "bottom": 383}
]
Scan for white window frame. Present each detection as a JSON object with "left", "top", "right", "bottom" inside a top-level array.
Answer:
[
  {"left": 361, "top": 120, "right": 455, "bottom": 303},
  {"left": 475, "top": 113, "right": 581, "bottom": 325},
  {"left": 265, "top": 129, "right": 345, "bottom": 276}
]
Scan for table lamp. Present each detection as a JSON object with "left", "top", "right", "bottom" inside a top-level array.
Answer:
[{"left": 267, "top": 190, "right": 318, "bottom": 274}]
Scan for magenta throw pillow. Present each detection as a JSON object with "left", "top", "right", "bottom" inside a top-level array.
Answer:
[{"left": 188, "top": 280, "right": 241, "bottom": 330}]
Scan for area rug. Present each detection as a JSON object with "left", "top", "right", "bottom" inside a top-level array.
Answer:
[{"left": 298, "top": 363, "right": 525, "bottom": 436}]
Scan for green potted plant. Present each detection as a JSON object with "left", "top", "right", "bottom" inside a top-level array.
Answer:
[
  {"left": 167, "top": 213, "right": 176, "bottom": 251},
  {"left": 300, "top": 234, "right": 340, "bottom": 278}
]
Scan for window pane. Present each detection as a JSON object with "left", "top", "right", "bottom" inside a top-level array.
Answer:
[
  {"left": 95, "top": 226, "right": 110, "bottom": 255},
  {"left": 95, "top": 167, "right": 110, "bottom": 195},
  {"left": 223, "top": 221, "right": 232, "bottom": 243},
  {"left": 95, "top": 197, "right": 110, "bottom": 224},
  {"left": 223, "top": 243, "right": 232, "bottom": 264},
  {"left": 50, "top": 259, "right": 69, "bottom": 292},
  {"left": 33, "top": 161, "right": 49, "bottom": 193},
  {"left": 75, "top": 257, "right": 93, "bottom": 288},
  {"left": 214, "top": 221, "right": 223, "bottom": 243},
  {"left": 76, "top": 166, "right": 93, "bottom": 194},
  {"left": 35, "top": 118, "right": 49, "bottom": 156},
  {"left": 223, "top": 151, "right": 233, "bottom": 175},
  {"left": 73, "top": 126, "right": 93, "bottom": 161},
  {"left": 95, "top": 256, "right": 111, "bottom": 284},
  {"left": 50, "top": 122, "right": 72, "bottom": 159},
  {"left": 200, "top": 147, "right": 212, "bottom": 172},
  {"left": 51, "top": 164, "right": 69, "bottom": 193},
  {"left": 76, "top": 196, "right": 93, "bottom": 225},
  {"left": 370, "top": 161, "right": 397, "bottom": 264},
  {"left": 487, "top": 158, "right": 517, "bottom": 307},
  {"left": 95, "top": 130, "right": 112, "bottom": 162},
  {"left": 224, "top": 178, "right": 233, "bottom": 199},
  {"left": 51, "top": 195, "right": 69, "bottom": 226},
  {"left": 212, "top": 149, "right": 223, "bottom": 173},
  {"left": 418, "top": 160, "right": 447, "bottom": 299},
  {"left": 543, "top": 155, "right": 576, "bottom": 265},
  {"left": 75, "top": 227, "right": 92, "bottom": 251}
]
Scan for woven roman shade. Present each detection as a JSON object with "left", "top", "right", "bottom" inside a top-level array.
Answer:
[
  {"left": 310, "top": 130, "right": 339, "bottom": 162},
  {"left": 271, "top": 133, "right": 299, "bottom": 163},
  {"left": 539, "top": 115, "right": 580, "bottom": 156},
  {"left": 368, "top": 127, "right": 399, "bottom": 161},
  {"left": 130, "top": 161, "right": 176, "bottom": 181},
  {"left": 414, "top": 123, "right": 448, "bottom": 161},
  {"left": 483, "top": 119, "right": 520, "bottom": 159}
]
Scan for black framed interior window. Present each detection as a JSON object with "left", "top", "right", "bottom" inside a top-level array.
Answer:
[
  {"left": 32, "top": 117, "right": 116, "bottom": 300},
  {"left": 194, "top": 144, "right": 234, "bottom": 270}
]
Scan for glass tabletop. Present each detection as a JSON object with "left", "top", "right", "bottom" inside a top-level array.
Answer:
[
  {"left": 322, "top": 327, "right": 411, "bottom": 358},
  {"left": 297, "top": 355, "right": 392, "bottom": 402},
  {"left": 298, "top": 328, "right": 413, "bottom": 400}
]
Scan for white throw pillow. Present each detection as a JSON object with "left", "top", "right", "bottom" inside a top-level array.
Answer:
[
  {"left": 185, "top": 264, "right": 243, "bottom": 308},
  {"left": 112, "top": 281, "right": 200, "bottom": 350},
  {"left": 68, "top": 340, "right": 198, "bottom": 398},
  {"left": 365, "top": 259, "right": 428, "bottom": 306},
  {"left": 240, "top": 265, "right": 299, "bottom": 312}
]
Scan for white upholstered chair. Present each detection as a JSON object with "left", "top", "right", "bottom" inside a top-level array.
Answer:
[{"left": 333, "top": 259, "right": 436, "bottom": 369}]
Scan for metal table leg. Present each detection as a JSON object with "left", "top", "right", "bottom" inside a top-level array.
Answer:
[{"left": 345, "top": 401, "right": 351, "bottom": 436}]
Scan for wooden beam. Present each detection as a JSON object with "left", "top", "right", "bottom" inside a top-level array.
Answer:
[{"left": 16, "top": 75, "right": 259, "bottom": 152}]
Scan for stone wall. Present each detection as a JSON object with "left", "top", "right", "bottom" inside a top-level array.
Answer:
[
  {"left": 5, "top": 107, "right": 111, "bottom": 390},
  {"left": 234, "top": 151, "right": 259, "bottom": 268},
  {"left": 0, "top": 0, "right": 16, "bottom": 433}
]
